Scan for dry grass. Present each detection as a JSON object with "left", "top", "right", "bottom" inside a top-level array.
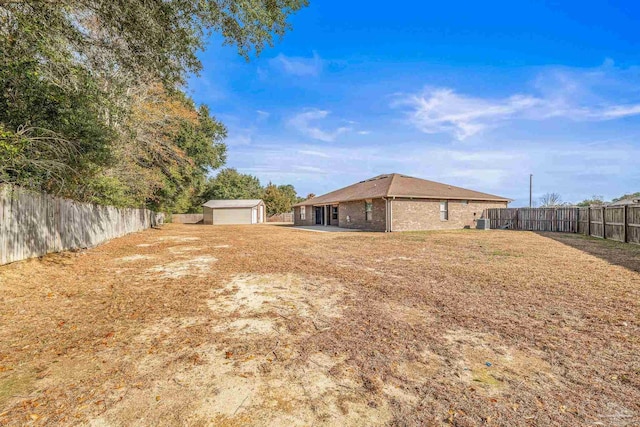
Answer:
[{"left": 0, "top": 224, "right": 638, "bottom": 426}]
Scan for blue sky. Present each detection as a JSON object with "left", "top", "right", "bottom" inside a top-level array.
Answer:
[{"left": 188, "top": 0, "right": 640, "bottom": 206}]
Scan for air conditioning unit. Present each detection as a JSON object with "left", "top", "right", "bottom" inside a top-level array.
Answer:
[{"left": 476, "top": 218, "right": 490, "bottom": 230}]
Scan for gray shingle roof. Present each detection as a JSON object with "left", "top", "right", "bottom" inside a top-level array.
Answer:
[
  {"left": 294, "top": 173, "right": 510, "bottom": 206},
  {"left": 609, "top": 197, "right": 640, "bottom": 206},
  {"left": 202, "top": 199, "right": 263, "bottom": 208}
]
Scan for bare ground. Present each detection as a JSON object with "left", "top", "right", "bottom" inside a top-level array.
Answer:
[{"left": 0, "top": 224, "right": 639, "bottom": 426}]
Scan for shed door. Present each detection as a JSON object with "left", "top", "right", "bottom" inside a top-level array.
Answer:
[
  {"left": 212, "top": 208, "right": 252, "bottom": 225},
  {"left": 251, "top": 207, "right": 258, "bottom": 224},
  {"left": 258, "top": 205, "right": 264, "bottom": 223}
]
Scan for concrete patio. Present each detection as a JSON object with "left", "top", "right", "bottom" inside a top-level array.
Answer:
[{"left": 290, "top": 225, "right": 362, "bottom": 233}]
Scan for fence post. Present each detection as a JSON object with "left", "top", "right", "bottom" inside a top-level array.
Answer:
[
  {"left": 623, "top": 205, "right": 628, "bottom": 243},
  {"left": 587, "top": 207, "right": 591, "bottom": 237},
  {"left": 602, "top": 206, "right": 606, "bottom": 239}
]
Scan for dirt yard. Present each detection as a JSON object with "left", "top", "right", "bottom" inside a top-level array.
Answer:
[{"left": 0, "top": 224, "right": 639, "bottom": 426}]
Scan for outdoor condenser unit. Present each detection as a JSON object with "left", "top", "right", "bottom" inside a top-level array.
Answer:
[{"left": 476, "top": 218, "right": 490, "bottom": 230}]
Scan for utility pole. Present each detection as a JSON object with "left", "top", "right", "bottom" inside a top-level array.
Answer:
[{"left": 529, "top": 174, "right": 533, "bottom": 208}]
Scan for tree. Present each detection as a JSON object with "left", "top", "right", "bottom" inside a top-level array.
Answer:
[
  {"left": 2, "top": 0, "right": 309, "bottom": 87},
  {"left": 278, "top": 184, "right": 300, "bottom": 209},
  {"left": 0, "top": 0, "right": 306, "bottom": 209},
  {"left": 305, "top": 193, "right": 316, "bottom": 200},
  {"left": 199, "top": 169, "right": 263, "bottom": 205},
  {"left": 576, "top": 195, "right": 606, "bottom": 207},
  {"left": 539, "top": 193, "right": 564, "bottom": 207},
  {"left": 263, "top": 183, "right": 290, "bottom": 216}
]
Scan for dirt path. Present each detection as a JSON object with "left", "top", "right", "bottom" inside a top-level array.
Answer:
[{"left": 0, "top": 224, "right": 639, "bottom": 426}]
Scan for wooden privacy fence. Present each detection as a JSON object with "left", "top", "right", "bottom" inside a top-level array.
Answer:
[
  {"left": 267, "top": 212, "right": 294, "bottom": 222},
  {"left": 485, "top": 205, "right": 640, "bottom": 244},
  {"left": 170, "top": 213, "right": 204, "bottom": 224},
  {"left": 0, "top": 184, "right": 163, "bottom": 265}
]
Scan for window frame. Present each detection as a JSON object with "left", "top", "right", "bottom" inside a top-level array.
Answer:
[
  {"left": 365, "top": 200, "right": 373, "bottom": 221},
  {"left": 332, "top": 205, "right": 338, "bottom": 220},
  {"left": 440, "top": 200, "right": 449, "bottom": 221},
  {"left": 300, "top": 206, "right": 306, "bottom": 220}
]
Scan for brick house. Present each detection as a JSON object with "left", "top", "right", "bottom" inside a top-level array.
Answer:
[{"left": 292, "top": 173, "right": 510, "bottom": 232}]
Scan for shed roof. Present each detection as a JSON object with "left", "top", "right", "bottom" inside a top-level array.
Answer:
[
  {"left": 609, "top": 197, "right": 640, "bottom": 206},
  {"left": 202, "top": 199, "right": 263, "bottom": 209},
  {"left": 294, "top": 173, "right": 510, "bottom": 206}
]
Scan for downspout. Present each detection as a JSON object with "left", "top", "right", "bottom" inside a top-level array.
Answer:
[
  {"left": 389, "top": 197, "right": 395, "bottom": 232},
  {"left": 383, "top": 197, "right": 389, "bottom": 232}
]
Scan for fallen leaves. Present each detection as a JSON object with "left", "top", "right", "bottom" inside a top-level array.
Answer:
[{"left": 0, "top": 225, "right": 638, "bottom": 426}]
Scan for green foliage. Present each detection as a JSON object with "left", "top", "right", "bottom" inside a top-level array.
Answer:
[
  {"left": 200, "top": 168, "right": 264, "bottom": 205},
  {"left": 262, "top": 182, "right": 299, "bottom": 216},
  {"left": 0, "top": 43, "right": 113, "bottom": 194},
  {"left": 2, "top": 0, "right": 308, "bottom": 87},
  {"left": 197, "top": 171, "right": 301, "bottom": 216},
  {"left": 176, "top": 106, "right": 228, "bottom": 173},
  {"left": 0, "top": 0, "right": 306, "bottom": 211},
  {"left": 576, "top": 195, "right": 606, "bottom": 207}
]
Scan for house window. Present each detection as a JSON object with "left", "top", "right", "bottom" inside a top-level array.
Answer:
[
  {"left": 440, "top": 201, "right": 448, "bottom": 221},
  {"left": 300, "top": 206, "right": 306, "bottom": 220},
  {"left": 365, "top": 200, "right": 373, "bottom": 221},
  {"left": 332, "top": 206, "right": 338, "bottom": 220},
  {"left": 461, "top": 200, "right": 468, "bottom": 205}
]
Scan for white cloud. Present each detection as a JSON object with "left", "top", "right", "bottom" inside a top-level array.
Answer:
[
  {"left": 357, "top": 130, "right": 372, "bottom": 135},
  {"left": 288, "top": 109, "right": 352, "bottom": 142},
  {"left": 597, "top": 104, "right": 640, "bottom": 119},
  {"left": 270, "top": 52, "right": 324, "bottom": 77},
  {"left": 293, "top": 165, "right": 325, "bottom": 173},
  {"left": 396, "top": 88, "right": 542, "bottom": 140},
  {"left": 227, "top": 136, "right": 640, "bottom": 207},
  {"left": 298, "top": 149, "right": 331, "bottom": 158},
  {"left": 256, "top": 110, "right": 270, "bottom": 122},
  {"left": 395, "top": 64, "right": 640, "bottom": 140}
]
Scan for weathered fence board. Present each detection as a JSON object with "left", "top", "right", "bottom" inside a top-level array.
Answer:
[
  {"left": 628, "top": 206, "right": 640, "bottom": 245},
  {"left": 170, "top": 214, "right": 204, "bottom": 224},
  {"left": 485, "top": 205, "right": 640, "bottom": 244},
  {"left": 589, "top": 207, "right": 604, "bottom": 238},
  {"left": 267, "top": 212, "right": 294, "bottom": 223},
  {"left": 0, "top": 185, "right": 163, "bottom": 265},
  {"left": 486, "top": 207, "right": 579, "bottom": 232}
]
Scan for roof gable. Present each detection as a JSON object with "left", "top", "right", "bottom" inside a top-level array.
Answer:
[
  {"left": 295, "top": 174, "right": 393, "bottom": 206},
  {"left": 294, "top": 173, "right": 510, "bottom": 206}
]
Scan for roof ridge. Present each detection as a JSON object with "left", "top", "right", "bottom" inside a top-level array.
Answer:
[
  {"left": 385, "top": 173, "right": 398, "bottom": 197},
  {"left": 292, "top": 173, "right": 510, "bottom": 207}
]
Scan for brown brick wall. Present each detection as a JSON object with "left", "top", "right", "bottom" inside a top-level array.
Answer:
[
  {"left": 338, "top": 199, "right": 386, "bottom": 231},
  {"left": 390, "top": 199, "right": 508, "bottom": 231},
  {"left": 293, "top": 205, "right": 316, "bottom": 226}
]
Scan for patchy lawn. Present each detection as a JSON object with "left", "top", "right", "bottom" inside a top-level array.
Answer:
[{"left": 0, "top": 224, "right": 638, "bottom": 426}]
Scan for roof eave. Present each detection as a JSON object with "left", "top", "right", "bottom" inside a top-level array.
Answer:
[{"left": 388, "top": 194, "right": 512, "bottom": 202}]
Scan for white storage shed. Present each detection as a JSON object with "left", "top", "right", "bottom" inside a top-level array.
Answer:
[{"left": 202, "top": 199, "right": 266, "bottom": 225}]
